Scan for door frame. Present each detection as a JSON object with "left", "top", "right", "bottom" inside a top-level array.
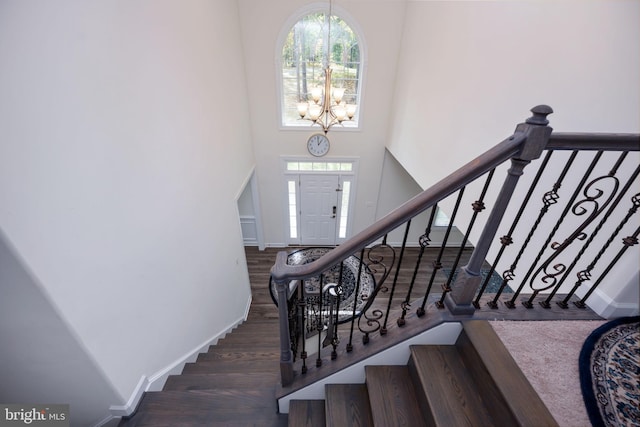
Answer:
[{"left": 281, "top": 157, "right": 358, "bottom": 246}]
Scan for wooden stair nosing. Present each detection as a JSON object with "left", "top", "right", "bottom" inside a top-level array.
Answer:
[
  {"left": 457, "top": 320, "right": 559, "bottom": 427},
  {"left": 365, "top": 365, "right": 425, "bottom": 427}
]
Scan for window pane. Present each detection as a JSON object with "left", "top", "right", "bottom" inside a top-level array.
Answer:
[
  {"left": 281, "top": 12, "right": 361, "bottom": 127},
  {"left": 288, "top": 180, "right": 298, "bottom": 239},
  {"left": 338, "top": 181, "right": 351, "bottom": 238}
]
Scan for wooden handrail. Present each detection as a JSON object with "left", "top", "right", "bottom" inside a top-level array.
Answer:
[
  {"left": 547, "top": 132, "right": 640, "bottom": 151},
  {"left": 271, "top": 132, "right": 526, "bottom": 282}
]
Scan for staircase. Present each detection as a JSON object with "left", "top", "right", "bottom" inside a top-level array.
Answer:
[
  {"left": 288, "top": 320, "right": 558, "bottom": 427},
  {"left": 118, "top": 317, "right": 288, "bottom": 427}
]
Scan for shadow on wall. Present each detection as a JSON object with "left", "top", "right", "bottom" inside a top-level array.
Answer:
[{"left": 0, "top": 229, "right": 122, "bottom": 427}]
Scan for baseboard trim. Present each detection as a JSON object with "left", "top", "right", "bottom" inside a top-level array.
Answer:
[
  {"left": 108, "top": 376, "right": 149, "bottom": 418},
  {"left": 585, "top": 287, "right": 639, "bottom": 319},
  {"left": 108, "top": 296, "right": 253, "bottom": 420}
]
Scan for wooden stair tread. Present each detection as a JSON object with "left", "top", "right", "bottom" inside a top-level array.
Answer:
[
  {"left": 196, "top": 350, "right": 280, "bottom": 362},
  {"left": 119, "top": 390, "right": 286, "bottom": 426},
  {"left": 210, "top": 343, "right": 279, "bottom": 359},
  {"left": 138, "top": 389, "right": 278, "bottom": 410},
  {"left": 182, "top": 359, "right": 277, "bottom": 374},
  {"left": 216, "top": 334, "right": 279, "bottom": 343},
  {"left": 163, "top": 372, "right": 279, "bottom": 391},
  {"left": 409, "top": 345, "right": 495, "bottom": 427},
  {"left": 365, "top": 365, "right": 425, "bottom": 427},
  {"left": 325, "top": 383, "right": 373, "bottom": 427},
  {"left": 288, "top": 400, "right": 326, "bottom": 427}
]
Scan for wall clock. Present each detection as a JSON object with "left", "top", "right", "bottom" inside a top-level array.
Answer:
[{"left": 307, "top": 133, "right": 330, "bottom": 157}]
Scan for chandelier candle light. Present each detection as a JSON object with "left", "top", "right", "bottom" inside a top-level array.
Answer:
[{"left": 296, "top": 1, "right": 357, "bottom": 134}]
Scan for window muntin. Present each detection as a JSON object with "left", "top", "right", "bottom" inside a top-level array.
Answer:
[
  {"left": 286, "top": 161, "right": 353, "bottom": 172},
  {"left": 281, "top": 12, "right": 361, "bottom": 128}
]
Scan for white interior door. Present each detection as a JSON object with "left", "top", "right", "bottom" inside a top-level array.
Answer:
[{"left": 300, "top": 174, "right": 339, "bottom": 246}]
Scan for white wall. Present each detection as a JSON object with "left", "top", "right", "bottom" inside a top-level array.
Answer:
[
  {"left": 387, "top": 0, "right": 640, "bottom": 307},
  {"left": 0, "top": 0, "right": 255, "bottom": 424},
  {"left": 0, "top": 231, "right": 121, "bottom": 426},
  {"left": 376, "top": 149, "right": 465, "bottom": 247},
  {"left": 237, "top": 0, "right": 407, "bottom": 246},
  {"left": 389, "top": 0, "right": 640, "bottom": 185}
]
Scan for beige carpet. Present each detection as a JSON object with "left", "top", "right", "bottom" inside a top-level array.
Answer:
[{"left": 490, "top": 320, "right": 606, "bottom": 427}]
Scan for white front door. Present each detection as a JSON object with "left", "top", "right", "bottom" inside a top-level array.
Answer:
[{"left": 300, "top": 174, "right": 339, "bottom": 246}]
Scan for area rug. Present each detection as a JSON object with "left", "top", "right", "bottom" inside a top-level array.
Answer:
[{"left": 579, "top": 316, "right": 640, "bottom": 427}]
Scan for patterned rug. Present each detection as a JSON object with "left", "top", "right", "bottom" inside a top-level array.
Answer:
[{"left": 579, "top": 316, "right": 640, "bottom": 427}]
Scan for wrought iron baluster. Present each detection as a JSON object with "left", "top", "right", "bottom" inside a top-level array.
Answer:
[
  {"left": 417, "top": 190, "right": 466, "bottom": 316},
  {"left": 479, "top": 150, "right": 555, "bottom": 308},
  {"left": 575, "top": 225, "right": 640, "bottom": 308},
  {"left": 357, "top": 237, "right": 394, "bottom": 344},
  {"left": 559, "top": 192, "right": 640, "bottom": 307},
  {"left": 299, "top": 280, "right": 307, "bottom": 374},
  {"left": 316, "top": 273, "right": 324, "bottom": 367},
  {"left": 511, "top": 151, "right": 604, "bottom": 308},
  {"left": 437, "top": 170, "right": 494, "bottom": 308},
  {"left": 526, "top": 151, "right": 623, "bottom": 307},
  {"left": 331, "top": 280, "right": 342, "bottom": 360},
  {"left": 541, "top": 160, "right": 639, "bottom": 307},
  {"left": 503, "top": 150, "right": 578, "bottom": 307},
  {"left": 399, "top": 208, "right": 437, "bottom": 326},
  {"left": 381, "top": 220, "right": 411, "bottom": 334},
  {"left": 346, "top": 248, "right": 366, "bottom": 352}
]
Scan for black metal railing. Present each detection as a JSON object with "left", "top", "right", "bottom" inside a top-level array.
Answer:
[{"left": 270, "top": 106, "right": 639, "bottom": 386}]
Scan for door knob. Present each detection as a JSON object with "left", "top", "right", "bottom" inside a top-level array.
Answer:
[{"left": 331, "top": 206, "right": 337, "bottom": 218}]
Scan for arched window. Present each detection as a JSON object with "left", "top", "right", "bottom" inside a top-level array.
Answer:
[{"left": 280, "top": 9, "right": 362, "bottom": 129}]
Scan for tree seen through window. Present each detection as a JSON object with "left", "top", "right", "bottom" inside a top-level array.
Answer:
[{"left": 281, "top": 12, "right": 361, "bottom": 127}]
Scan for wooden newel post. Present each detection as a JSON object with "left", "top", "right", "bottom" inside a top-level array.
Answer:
[
  {"left": 445, "top": 105, "right": 554, "bottom": 315},
  {"left": 273, "top": 252, "right": 295, "bottom": 386}
]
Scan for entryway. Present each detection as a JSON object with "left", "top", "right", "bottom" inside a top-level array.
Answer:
[{"left": 283, "top": 159, "right": 356, "bottom": 246}]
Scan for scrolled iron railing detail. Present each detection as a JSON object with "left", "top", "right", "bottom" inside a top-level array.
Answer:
[
  {"left": 559, "top": 192, "right": 640, "bottom": 308},
  {"left": 543, "top": 164, "right": 640, "bottom": 307},
  {"left": 507, "top": 151, "right": 602, "bottom": 308},
  {"left": 356, "top": 241, "right": 396, "bottom": 343},
  {"left": 524, "top": 153, "right": 623, "bottom": 307}
]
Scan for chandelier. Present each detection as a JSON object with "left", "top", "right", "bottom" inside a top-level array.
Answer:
[{"left": 295, "top": 1, "right": 357, "bottom": 134}]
